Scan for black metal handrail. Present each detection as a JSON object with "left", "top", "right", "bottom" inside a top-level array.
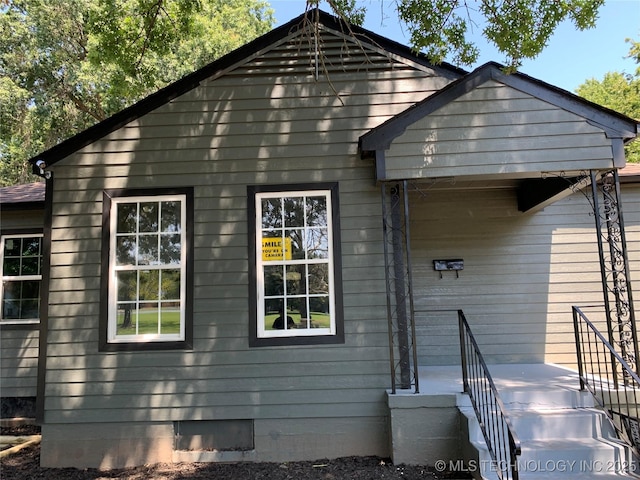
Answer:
[
  {"left": 573, "top": 305, "right": 640, "bottom": 454},
  {"left": 459, "top": 310, "right": 521, "bottom": 480}
]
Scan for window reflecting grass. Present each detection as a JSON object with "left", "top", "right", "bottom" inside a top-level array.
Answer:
[
  {"left": 264, "top": 311, "right": 331, "bottom": 330},
  {"left": 116, "top": 309, "right": 180, "bottom": 335}
]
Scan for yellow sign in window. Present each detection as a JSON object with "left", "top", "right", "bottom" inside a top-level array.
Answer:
[{"left": 262, "top": 237, "right": 292, "bottom": 261}]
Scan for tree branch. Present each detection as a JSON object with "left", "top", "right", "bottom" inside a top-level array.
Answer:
[{"left": 135, "top": 0, "right": 165, "bottom": 71}]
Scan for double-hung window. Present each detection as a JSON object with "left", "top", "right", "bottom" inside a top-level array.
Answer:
[
  {"left": 248, "top": 183, "right": 344, "bottom": 346},
  {"left": 101, "top": 188, "right": 193, "bottom": 350},
  {"left": 1, "top": 234, "right": 43, "bottom": 324}
]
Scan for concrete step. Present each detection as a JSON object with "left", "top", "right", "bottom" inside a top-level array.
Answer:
[
  {"left": 514, "top": 447, "right": 640, "bottom": 479},
  {"left": 509, "top": 408, "right": 616, "bottom": 441},
  {"left": 519, "top": 438, "right": 633, "bottom": 466},
  {"left": 461, "top": 406, "right": 616, "bottom": 443},
  {"left": 468, "top": 437, "right": 638, "bottom": 479},
  {"left": 500, "top": 388, "right": 595, "bottom": 410},
  {"left": 516, "top": 472, "right": 640, "bottom": 479},
  {"left": 459, "top": 391, "right": 638, "bottom": 479}
]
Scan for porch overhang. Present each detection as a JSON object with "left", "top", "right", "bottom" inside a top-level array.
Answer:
[{"left": 359, "top": 62, "right": 639, "bottom": 212}]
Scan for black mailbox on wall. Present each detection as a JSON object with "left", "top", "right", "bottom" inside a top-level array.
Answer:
[{"left": 433, "top": 259, "right": 463, "bottom": 278}]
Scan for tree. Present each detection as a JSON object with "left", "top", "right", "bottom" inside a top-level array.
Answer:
[
  {"left": 0, "top": 0, "right": 274, "bottom": 186},
  {"left": 576, "top": 40, "right": 640, "bottom": 163},
  {"left": 319, "top": 0, "right": 604, "bottom": 68}
]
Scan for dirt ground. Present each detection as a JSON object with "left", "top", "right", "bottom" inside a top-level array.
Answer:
[{"left": 1, "top": 426, "right": 470, "bottom": 480}]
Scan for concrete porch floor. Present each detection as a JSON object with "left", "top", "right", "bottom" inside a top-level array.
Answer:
[{"left": 416, "top": 363, "right": 584, "bottom": 397}]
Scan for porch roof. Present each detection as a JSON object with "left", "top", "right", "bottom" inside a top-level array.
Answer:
[{"left": 359, "top": 62, "right": 639, "bottom": 212}]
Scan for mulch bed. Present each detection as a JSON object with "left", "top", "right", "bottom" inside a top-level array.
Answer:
[
  {"left": 1, "top": 425, "right": 470, "bottom": 480},
  {"left": 1, "top": 425, "right": 41, "bottom": 437}
]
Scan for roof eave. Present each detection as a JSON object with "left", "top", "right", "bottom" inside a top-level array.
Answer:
[{"left": 0, "top": 201, "right": 45, "bottom": 212}]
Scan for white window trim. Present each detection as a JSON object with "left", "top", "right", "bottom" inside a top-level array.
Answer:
[
  {"left": 107, "top": 194, "right": 187, "bottom": 343},
  {"left": 255, "top": 190, "right": 336, "bottom": 339},
  {"left": 0, "top": 233, "right": 43, "bottom": 324}
]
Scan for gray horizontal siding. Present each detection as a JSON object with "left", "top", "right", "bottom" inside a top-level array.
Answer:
[
  {"left": 411, "top": 182, "right": 638, "bottom": 366},
  {"left": 44, "top": 403, "right": 388, "bottom": 424},
  {"left": 384, "top": 80, "right": 615, "bottom": 180},
  {"left": 43, "top": 29, "right": 451, "bottom": 426},
  {"left": 0, "top": 329, "right": 39, "bottom": 398},
  {"left": 0, "top": 210, "right": 44, "bottom": 231}
]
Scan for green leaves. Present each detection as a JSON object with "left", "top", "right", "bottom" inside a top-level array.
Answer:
[
  {"left": 327, "top": 0, "right": 366, "bottom": 25},
  {"left": 327, "top": 0, "right": 603, "bottom": 69},
  {"left": 0, "top": 0, "right": 274, "bottom": 186},
  {"left": 480, "top": 0, "right": 604, "bottom": 69},
  {"left": 576, "top": 40, "right": 640, "bottom": 163},
  {"left": 88, "top": 0, "right": 202, "bottom": 93},
  {"left": 396, "top": 0, "right": 479, "bottom": 66}
]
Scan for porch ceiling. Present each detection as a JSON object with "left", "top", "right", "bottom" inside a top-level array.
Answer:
[{"left": 406, "top": 174, "right": 586, "bottom": 213}]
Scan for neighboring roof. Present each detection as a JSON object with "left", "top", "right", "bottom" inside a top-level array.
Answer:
[
  {"left": 360, "top": 62, "right": 639, "bottom": 153},
  {"left": 0, "top": 182, "right": 46, "bottom": 210},
  {"left": 619, "top": 163, "right": 640, "bottom": 183},
  {"left": 28, "top": 9, "right": 466, "bottom": 173}
]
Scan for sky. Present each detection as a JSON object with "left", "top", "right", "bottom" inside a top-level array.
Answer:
[{"left": 269, "top": 0, "right": 640, "bottom": 93}]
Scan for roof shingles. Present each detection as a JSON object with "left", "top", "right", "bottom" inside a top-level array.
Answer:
[{"left": 0, "top": 182, "right": 46, "bottom": 205}]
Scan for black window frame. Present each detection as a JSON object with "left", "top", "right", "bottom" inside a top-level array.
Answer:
[
  {"left": 99, "top": 187, "right": 194, "bottom": 352},
  {"left": 248, "top": 182, "right": 344, "bottom": 347},
  {"left": 0, "top": 229, "right": 44, "bottom": 329}
]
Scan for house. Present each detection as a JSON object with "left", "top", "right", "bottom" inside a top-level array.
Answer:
[
  {"left": 2, "top": 9, "right": 638, "bottom": 472},
  {"left": 0, "top": 182, "right": 45, "bottom": 418}
]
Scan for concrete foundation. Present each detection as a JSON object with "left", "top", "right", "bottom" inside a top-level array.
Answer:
[
  {"left": 40, "top": 416, "right": 389, "bottom": 469},
  {"left": 40, "top": 422, "right": 174, "bottom": 469},
  {"left": 387, "top": 390, "right": 463, "bottom": 465}
]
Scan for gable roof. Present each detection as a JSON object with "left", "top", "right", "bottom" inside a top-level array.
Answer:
[
  {"left": 360, "top": 61, "right": 639, "bottom": 154},
  {"left": 28, "top": 9, "right": 466, "bottom": 174}
]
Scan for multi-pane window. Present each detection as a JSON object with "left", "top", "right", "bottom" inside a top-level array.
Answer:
[
  {"left": 107, "top": 195, "right": 187, "bottom": 343},
  {"left": 1, "top": 234, "right": 43, "bottom": 323},
  {"left": 254, "top": 188, "right": 340, "bottom": 340}
]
